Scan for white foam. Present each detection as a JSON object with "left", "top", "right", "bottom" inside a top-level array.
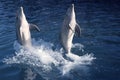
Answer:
[
  {"left": 72, "top": 43, "right": 84, "bottom": 51},
  {"left": 24, "top": 68, "right": 37, "bottom": 80},
  {"left": 3, "top": 39, "right": 95, "bottom": 79}
]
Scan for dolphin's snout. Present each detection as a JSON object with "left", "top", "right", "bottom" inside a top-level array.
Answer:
[
  {"left": 20, "top": 6, "right": 23, "bottom": 11},
  {"left": 71, "top": 4, "right": 74, "bottom": 13},
  {"left": 18, "top": 6, "right": 24, "bottom": 17},
  {"left": 72, "top": 4, "right": 74, "bottom": 8},
  {"left": 71, "top": 4, "right": 74, "bottom": 12}
]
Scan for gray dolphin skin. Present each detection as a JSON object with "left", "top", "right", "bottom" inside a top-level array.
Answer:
[
  {"left": 16, "top": 7, "right": 40, "bottom": 48},
  {"left": 60, "top": 4, "right": 81, "bottom": 53}
]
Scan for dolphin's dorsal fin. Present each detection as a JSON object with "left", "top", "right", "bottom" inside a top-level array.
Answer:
[
  {"left": 75, "top": 23, "right": 81, "bottom": 37},
  {"left": 29, "top": 23, "right": 40, "bottom": 31}
]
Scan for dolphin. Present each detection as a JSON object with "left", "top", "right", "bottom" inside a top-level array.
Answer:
[
  {"left": 60, "top": 4, "right": 81, "bottom": 53},
  {"left": 16, "top": 7, "right": 40, "bottom": 48}
]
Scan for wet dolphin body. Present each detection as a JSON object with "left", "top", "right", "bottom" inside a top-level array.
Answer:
[
  {"left": 60, "top": 4, "right": 81, "bottom": 53},
  {"left": 16, "top": 7, "right": 40, "bottom": 48}
]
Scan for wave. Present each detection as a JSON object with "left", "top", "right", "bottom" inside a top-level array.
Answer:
[{"left": 3, "top": 38, "right": 95, "bottom": 80}]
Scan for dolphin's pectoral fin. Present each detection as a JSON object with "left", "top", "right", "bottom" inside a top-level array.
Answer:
[
  {"left": 29, "top": 23, "right": 40, "bottom": 31},
  {"left": 75, "top": 23, "right": 81, "bottom": 37},
  {"left": 19, "top": 27, "right": 23, "bottom": 44},
  {"left": 22, "top": 32, "right": 25, "bottom": 43},
  {"left": 68, "top": 24, "right": 75, "bottom": 33}
]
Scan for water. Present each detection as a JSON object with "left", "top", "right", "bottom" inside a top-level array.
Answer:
[{"left": 0, "top": 0, "right": 120, "bottom": 80}]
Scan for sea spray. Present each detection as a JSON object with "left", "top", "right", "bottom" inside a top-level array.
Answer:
[{"left": 3, "top": 39, "right": 95, "bottom": 80}]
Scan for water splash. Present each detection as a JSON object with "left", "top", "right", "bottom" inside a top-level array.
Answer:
[
  {"left": 3, "top": 39, "right": 95, "bottom": 80},
  {"left": 24, "top": 68, "right": 37, "bottom": 80}
]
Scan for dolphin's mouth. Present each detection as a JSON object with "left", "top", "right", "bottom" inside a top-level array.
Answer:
[
  {"left": 72, "top": 4, "right": 74, "bottom": 8},
  {"left": 16, "top": 6, "right": 25, "bottom": 20},
  {"left": 20, "top": 7, "right": 23, "bottom": 11},
  {"left": 19, "top": 6, "right": 23, "bottom": 14}
]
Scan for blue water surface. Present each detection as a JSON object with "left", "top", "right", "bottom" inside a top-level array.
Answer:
[{"left": 0, "top": 0, "right": 120, "bottom": 80}]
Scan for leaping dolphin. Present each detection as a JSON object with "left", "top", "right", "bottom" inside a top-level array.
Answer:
[
  {"left": 60, "top": 4, "right": 81, "bottom": 53},
  {"left": 16, "top": 7, "right": 40, "bottom": 48}
]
